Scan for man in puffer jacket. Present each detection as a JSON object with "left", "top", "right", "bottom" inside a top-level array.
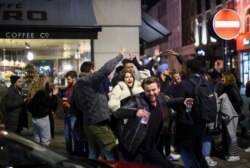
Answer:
[
  {"left": 5, "top": 75, "right": 28, "bottom": 134},
  {"left": 71, "top": 48, "right": 125, "bottom": 161}
]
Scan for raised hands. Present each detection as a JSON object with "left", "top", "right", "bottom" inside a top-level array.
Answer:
[
  {"left": 119, "top": 47, "right": 126, "bottom": 56},
  {"left": 166, "top": 49, "right": 180, "bottom": 57},
  {"left": 153, "top": 46, "right": 162, "bottom": 58},
  {"left": 129, "top": 52, "right": 136, "bottom": 60}
]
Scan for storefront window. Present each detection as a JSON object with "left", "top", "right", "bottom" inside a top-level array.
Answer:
[
  {"left": 0, "top": 39, "right": 92, "bottom": 86},
  {"left": 240, "top": 52, "right": 250, "bottom": 87},
  {"left": 246, "top": 9, "right": 250, "bottom": 32}
]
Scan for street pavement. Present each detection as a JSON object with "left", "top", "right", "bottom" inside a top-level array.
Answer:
[{"left": 21, "top": 115, "right": 250, "bottom": 168}]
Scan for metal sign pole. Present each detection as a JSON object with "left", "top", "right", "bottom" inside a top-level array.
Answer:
[{"left": 223, "top": 40, "right": 228, "bottom": 72}]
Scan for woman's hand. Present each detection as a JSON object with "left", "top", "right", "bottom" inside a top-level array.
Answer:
[{"left": 52, "top": 85, "right": 59, "bottom": 95}]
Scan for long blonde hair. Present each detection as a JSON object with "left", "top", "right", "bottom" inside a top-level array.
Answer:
[{"left": 28, "top": 74, "right": 49, "bottom": 99}]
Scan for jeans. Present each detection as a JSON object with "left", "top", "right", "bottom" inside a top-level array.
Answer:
[
  {"left": 64, "top": 114, "right": 77, "bottom": 154},
  {"left": 177, "top": 123, "right": 208, "bottom": 168},
  {"left": 180, "top": 147, "right": 202, "bottom": 168},
  {"left": 202, "top": 135, "right": 213, "bottom": 157},
  {"left": 32, "top": 115, "right": 51, "bottom": 146}
]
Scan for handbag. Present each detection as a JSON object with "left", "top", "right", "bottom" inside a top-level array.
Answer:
[{"left": 206, "top": 113, "right": 222, "bottom": 136}]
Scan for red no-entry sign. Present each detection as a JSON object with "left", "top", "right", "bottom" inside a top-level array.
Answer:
[{"left": 212, "top": 9, "right": 241, "bottom": 40}]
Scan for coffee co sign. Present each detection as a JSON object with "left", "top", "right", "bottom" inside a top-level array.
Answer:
[{"left": 4, "top": 32, "right": 50, "bottom": 39}]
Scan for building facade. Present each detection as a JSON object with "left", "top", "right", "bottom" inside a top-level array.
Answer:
[
  {"left": 236, "top": 0, "right": 250, "bottom": 87},
  {"left": 144, "top": 0, "right": 182, "bottom": 72}
]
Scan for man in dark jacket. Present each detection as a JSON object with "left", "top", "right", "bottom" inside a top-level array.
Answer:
[
  {"left": 71, "top": 48, "right": 125, "bottom": 161},
  {"left": 114, "top": 76, "right": 192, "bottom": 168},
  {"left": 5, "top": 75, "right": 28, "bottom": 134},
  {"left": 174, "top": 59, "right": 209, "bottom": 168}
]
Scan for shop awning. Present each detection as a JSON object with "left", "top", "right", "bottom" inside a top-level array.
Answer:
[
  {"left": 0, "top": 0, "right": 101, "bottom": 39},
  {"left": 140, "top": 11, "right": 171, "bottom": 47}
]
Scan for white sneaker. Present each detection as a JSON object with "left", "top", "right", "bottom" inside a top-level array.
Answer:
[
  {"left": 167, "top": 153, "right": 181, "bottom": 161},
  {"left": 205, "top": 156, "right": 217, "bottom": 167},
  {"left": 244, "top": 146, "right": 250, "bottom": 152},
  {"left": 226, "top": 156, "right": 240, "bottom": 162}
]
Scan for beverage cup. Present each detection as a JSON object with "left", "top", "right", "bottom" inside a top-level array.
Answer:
[
  {"left": 62, "top": 97, "right": 68, "bottom": 103},
  {"left": 140, "top": 112, "right": 150, "bottom": 124},
  {"left": 23, "top": 93, "right": 27, "bottom": 99},
  {"left": 186, "top": 104, "right": 192, "bottom": 113}
]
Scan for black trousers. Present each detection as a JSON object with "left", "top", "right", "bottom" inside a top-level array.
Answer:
[{"left": 122, "top": 146, "right": 179, "bottom": 168}]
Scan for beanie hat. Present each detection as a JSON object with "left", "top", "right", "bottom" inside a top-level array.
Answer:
[
  {"left": 10, "top": 75, "right": 21, "bottom": 85},
  {"left": 157, "top": 63, "right": 169, "bottom": 74}
]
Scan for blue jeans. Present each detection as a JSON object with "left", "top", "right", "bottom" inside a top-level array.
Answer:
[
  {"left": 177, "top": 123, "right": 208, "bottom": 168},
  {"left": 180, "top": 147, "right": 202, "bottom": 168},
  {"left": 64, "top": 115, "right": 77, "bottom": 154},
  {"left": 202, "top": 135, "right": 213, "bottom": 157}
]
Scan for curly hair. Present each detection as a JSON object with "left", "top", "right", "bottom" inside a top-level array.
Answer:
[
  {"left": 28, "top": 74, "right": 50, "bottom": 99},
  {"left": 222, "top": 71, "right": 238, "bottom": 89}
]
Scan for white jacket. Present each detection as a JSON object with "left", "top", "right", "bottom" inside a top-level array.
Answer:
[{"left": 108, "top": 80, "right": 144, "bottom": 112}]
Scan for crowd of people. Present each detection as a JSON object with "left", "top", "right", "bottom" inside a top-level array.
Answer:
[{"left": 3, "top": 46, "right": 250, "bottom": 168}]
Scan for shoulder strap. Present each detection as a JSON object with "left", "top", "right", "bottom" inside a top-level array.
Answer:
[{"left": 188, "top": 78, "right": 198, "bottom": 88}]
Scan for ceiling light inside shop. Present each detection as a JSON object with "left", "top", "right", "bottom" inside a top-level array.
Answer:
[
  {"left": 63, "top": 64, "right": 73, "bottom": 72},
  {"left": 27, "top": 51, "right": 34, "bottom": 61},
  {"left": 2, "top": 59, "right": 9, "bottom": 66}
]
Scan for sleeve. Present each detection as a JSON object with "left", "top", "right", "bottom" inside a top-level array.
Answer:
[
  {"left": 231, "top": 88, "right": 243, "bottom": 108},
  {"left": 145, "top": 59, "right": 156, "bottom": 75},
  {"left": 108, "top": 85, "right": 122, "bottom": 112},
  {"left": 113, "top": 96, "right": 138, "bottom": 119},
  {"left": 132, "top": 57, "right": 144, "bottom": 71},
  {"left": 89, "top": 54, "right": 123, "bottom": 84},
  {"left": 5, "top": 92, "right": 24, "bottom": 111},
  {"left": 176, "top": 55, "right": 184, "bottom": 65}
]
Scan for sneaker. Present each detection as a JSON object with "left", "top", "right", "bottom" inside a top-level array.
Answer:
[
  {"left": 205, "top": 157, "right": 217, "bottom": 167},
  {"left": 167, "top": 153, "right": 181, "bottom": 161},
  {"left": 244, "top": 146, "right": 250, "bottom": 152},
  {"left": 226, "top": 156, "right": 240, "bottom": 162}
]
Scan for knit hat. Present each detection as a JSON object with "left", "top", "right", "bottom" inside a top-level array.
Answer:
[
  {"left": 157, "top": 63, "right": 169, "bottom": 74},
  {"left": 10, "top": 75, "right": 21, "bottom": 85}
]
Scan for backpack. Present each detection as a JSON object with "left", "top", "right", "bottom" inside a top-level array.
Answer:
[{"left": 189, "top": 77, "right": 217, "bottom": 123}]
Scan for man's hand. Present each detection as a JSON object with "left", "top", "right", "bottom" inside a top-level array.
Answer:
[
  {"left": 62, "top": 102, "right": 70, "bottom": 108},
  {"left": 166, "top": 49, "right": 180, "bottom": 57},
  {"left": 184, "top": 98, "right": 194, "bottom": 106},
  {"left": 153, "top": 46, "right": 162, "bottom": 59},
  {"left": 52, "top": 85, "right": 59, "bottom": 95},
  {"left": 136, "top": 109, "right": 150, "bottom": 118},
  {"left": 129, "top": 52, "right": 136, "bottom": 60},
  {"left": 119, "top": 47, "right": 126, "bottom": 56}
]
